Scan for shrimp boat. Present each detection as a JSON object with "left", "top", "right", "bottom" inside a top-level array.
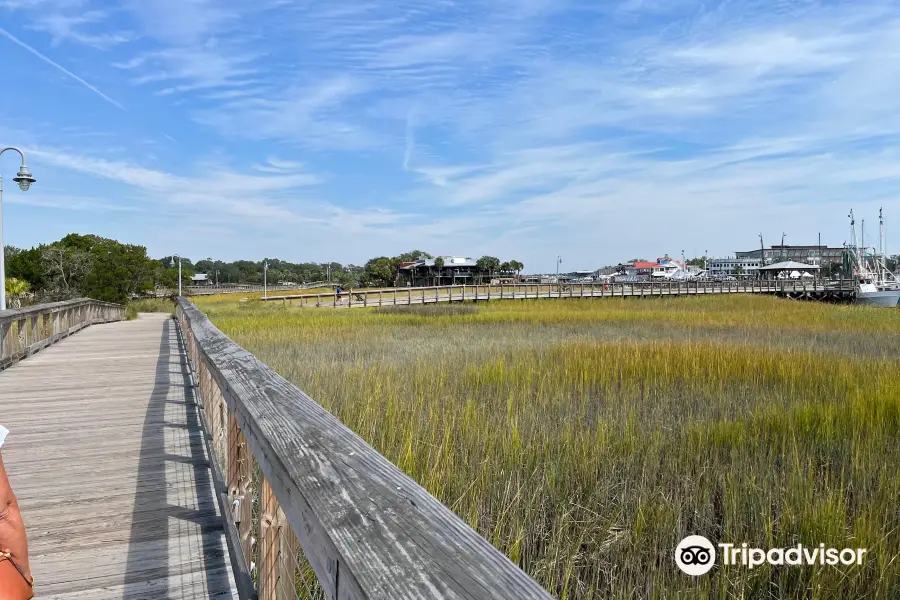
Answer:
[{"left": 848, "top": 209, "right": 900, "bottom": 307}]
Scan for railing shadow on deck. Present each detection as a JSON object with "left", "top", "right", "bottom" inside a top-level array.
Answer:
[
  {"left": 176, "top": 297, "right": 555, "bottom": 600},
  {"left": 122, "top": 317, "right": 234, "bottom": 598}
]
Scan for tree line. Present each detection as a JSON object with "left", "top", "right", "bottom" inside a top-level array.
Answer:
[
  {"left": 3, "top": 235, "right": 526, "bottom": 306},
  {"left": 360, "top": 251, "right": 525, "bottom": 287}
]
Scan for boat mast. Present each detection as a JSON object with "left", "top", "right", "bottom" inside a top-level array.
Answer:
[
  {"left": 849, "top": 210, "right": 861, "bottom": 277},
  {"left": 861, "top": 219, "right": 865, "bottom": 260}
]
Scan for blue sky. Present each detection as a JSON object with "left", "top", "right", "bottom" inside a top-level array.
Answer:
[{"left": 1, "top": 0, "right": 899, "bottom": 272}]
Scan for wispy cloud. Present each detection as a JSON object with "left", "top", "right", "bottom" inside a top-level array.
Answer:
[
  {"left": 0, "top": 27, "right": 125, "bottom": 109},
  {"left": 5, "top": 0, "right": 900, "bottom": 268}
]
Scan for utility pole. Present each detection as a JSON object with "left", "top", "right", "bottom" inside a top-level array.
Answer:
[
  {"left": 264, "top": 260, "right": 269, "bottom": 299},
  {"left": 759, "top": 234, "right": 765, "bottom": 280},
  {"left": 781, "top": 232, "right": 786, "bottom": 262},
  {"left": 170, "top": 256, "right": 182, "bottom": 296}
]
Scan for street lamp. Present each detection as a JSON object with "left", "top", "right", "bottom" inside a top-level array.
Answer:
[
  {"left": 263, "top": 260, "right": 269, "bottom": 299},
  {"left": 0, "top": 147, "right": 36, "bottom": 311},
  {"left": 170, "top": 255, "right": 182, "bottom": 296},
  {"left": 556, "top": 255, "right": 562, "bottom": 280}
]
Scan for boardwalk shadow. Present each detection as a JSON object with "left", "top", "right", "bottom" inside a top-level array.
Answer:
[{"left": 122, "top": 317, "right": 233, "bottom": 598}]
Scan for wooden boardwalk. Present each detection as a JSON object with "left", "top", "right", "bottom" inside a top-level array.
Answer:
[
  {"left": 0, "top": 313, "right": 239, "bottom": 599},
  {"left": 262, "top": 280, "right": 857, "bottom": 308}
]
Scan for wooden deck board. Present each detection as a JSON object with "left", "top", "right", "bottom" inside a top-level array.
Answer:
[{"left": 0, "top": 313, "right": 239, "bottom": 599}]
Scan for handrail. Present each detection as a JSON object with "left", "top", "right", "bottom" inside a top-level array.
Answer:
[
  {"left": 0, "top": 298, "right": 125, "bottom": 370},
  {"left": 175, "top": 298, "right": 553, "bottom": 600},
  {"left": 259, "top": 279, "right": 856, "bottom": 307}
]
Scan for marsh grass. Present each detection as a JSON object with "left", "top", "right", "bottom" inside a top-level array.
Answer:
[
  {"left": 125, "top": 297, "right": 175, "bottom": 319},
  {"left": 195, "top": 294, "right": 900, "bottom": 599}
]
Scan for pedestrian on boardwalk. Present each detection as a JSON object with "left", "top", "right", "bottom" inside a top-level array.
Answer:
[{"left": 0, "top": 425, "right": 34, "bottom": 598}]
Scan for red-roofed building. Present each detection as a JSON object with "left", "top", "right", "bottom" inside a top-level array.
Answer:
[{"left": 624, "top": 255, "right": 685, "bottom": 279}]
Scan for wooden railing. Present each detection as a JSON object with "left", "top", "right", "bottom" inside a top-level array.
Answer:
[
  {"left": 261, "top": 279, "right": 857, "bottom": 308},
  {"left": 151, "top": 282, "right": 336, "bottom": 298},
  {"left": 175, "top": 298, "right": 553, "bottom": 600},
  {"left": 0, "top": 298, "right": 125, "bottom": 370}
]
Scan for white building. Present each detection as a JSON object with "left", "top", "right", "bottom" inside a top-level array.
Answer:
[{"left": 707, "top": 257, "right": 762, "bottom": 278}]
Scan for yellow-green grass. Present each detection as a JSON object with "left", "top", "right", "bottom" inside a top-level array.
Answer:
[
  {"left": 194, "top": 285, "right": 414, "bottom": 303},
  {"left": 125, "top": 297, "right": 175, "bottom": 319},
  {"left": 195, "top": 294, "right": 900, "bottom": 599}
]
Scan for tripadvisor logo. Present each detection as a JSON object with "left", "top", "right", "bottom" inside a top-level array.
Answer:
[
  {"left": 675, "top": 535, "right": 716, "bottom": 576},
  {"left": 675, "top": 535, "right": 868, "bottom": 576}
]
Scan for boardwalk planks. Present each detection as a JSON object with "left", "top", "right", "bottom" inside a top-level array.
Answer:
[{"left": 0, "top": 313, "right": 240, "bottom": 599}]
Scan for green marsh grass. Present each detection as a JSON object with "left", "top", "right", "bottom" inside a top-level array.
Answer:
[
  {"left": 195, "top": 294, "right": 900, "bottom": 599},
  {"left": 125, "top": 297, "right": 175, "bottom": 319}
]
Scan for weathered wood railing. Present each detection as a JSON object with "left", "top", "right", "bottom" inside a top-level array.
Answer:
[
  {"left": 261, "top": 279, "right": 857, "bottom": 308},
  {"left": 0, "top": 298, "right": 125, "bottom": 370},
  {"left": 151, "top": 282, "right": 336, "bottom": 298},
  {"left": 175, "top": 298, "right": 553, "bottom": 600}
]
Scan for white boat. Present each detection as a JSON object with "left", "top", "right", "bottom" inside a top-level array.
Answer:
[{"left": 849, "top": 209, "right": 900, "bottom": 307}]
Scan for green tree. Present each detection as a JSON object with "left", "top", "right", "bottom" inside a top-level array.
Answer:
[
  {"left": 434, "top": 256, "right": 445, "bottom": 285},
  {"left": 5, "top": 245, "right": 45, "bottom": 289},
  {"left": 363, "top": 257, "right": 397, "bottom": 287},
  {"left": 4, "top": 277, "right": 30, "bottom": 308},
  {"left": 475, "top": 256, "right": 501, "bottom": 283},
  {"left": 41, "top": 243, "right": 91, "bottom": 298},
  {"left": 396, "top": 250, "right": 433, "bottom": 263},
  {"left": 508, "top": 260, "right": 525, "bottom": 278},
  {"left": 83, "top": 240, "right": 157, "bottom": 303}
]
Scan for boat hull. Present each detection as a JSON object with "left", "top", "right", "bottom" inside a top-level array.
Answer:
[{"left": 855, "top": 290, "right": 900, "bottom": 307}]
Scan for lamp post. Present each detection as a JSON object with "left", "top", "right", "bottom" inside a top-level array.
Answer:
[
  {"left": 170, "top": 256, "right": 182, "bottom": 297},
  {"left": 0, "top": 147, "right": 36, "bottom": 311},
  {"left": 215, "top": 269, "right": 220, "bottom": 288},
  {"left": 264, "top": 260, "right": 269, "bottom": 299},
  {"left": 704, "top": 249, "right": 708, "bottom": 273},
  {"left": 556, "top": 255, "right": 562, "bottom": 280}
]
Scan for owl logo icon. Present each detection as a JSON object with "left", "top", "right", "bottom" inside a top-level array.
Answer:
[{"left": 675, "top": 535, "right": 716, "bottom": 576}]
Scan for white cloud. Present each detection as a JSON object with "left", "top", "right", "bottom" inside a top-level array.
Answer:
[{"left": 194, "top": 77, "right": 378, "bottom": 149}]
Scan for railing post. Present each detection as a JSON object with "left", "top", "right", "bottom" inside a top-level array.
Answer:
[
  {"left": 260, "top": 476, "right": 298, "bottom": 600},
  {"left": 228, "top": 413, "right": 254, "bottom": 565},
  {"left": 0, "top": 321, "right": 9, "bottom": 361},
  {"left": 16, "top": 319, "right": 26, "bottom": 354}
]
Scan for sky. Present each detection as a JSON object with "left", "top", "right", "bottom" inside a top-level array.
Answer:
[{"left": 1, "top": 0, "right": 899, "bottom": 272}]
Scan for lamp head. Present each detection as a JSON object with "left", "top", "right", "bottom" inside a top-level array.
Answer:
[
  {"left": 12, "top": 165, "right": 35, "bottom": 191},
  {"left": 170, "top": 258, "right": 176, "bottom": 268}
]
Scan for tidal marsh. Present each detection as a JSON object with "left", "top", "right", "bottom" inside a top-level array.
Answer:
[{"left": 196, "top": 294, "right": 900, "bottom": 599}]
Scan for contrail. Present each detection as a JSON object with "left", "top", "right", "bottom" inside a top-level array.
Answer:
[
  {"left": 403, "top": 108, "right": 415, "bottom": 171},
  {"left": 0, "top": 27, "right": 125, "bottom": 110}
]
